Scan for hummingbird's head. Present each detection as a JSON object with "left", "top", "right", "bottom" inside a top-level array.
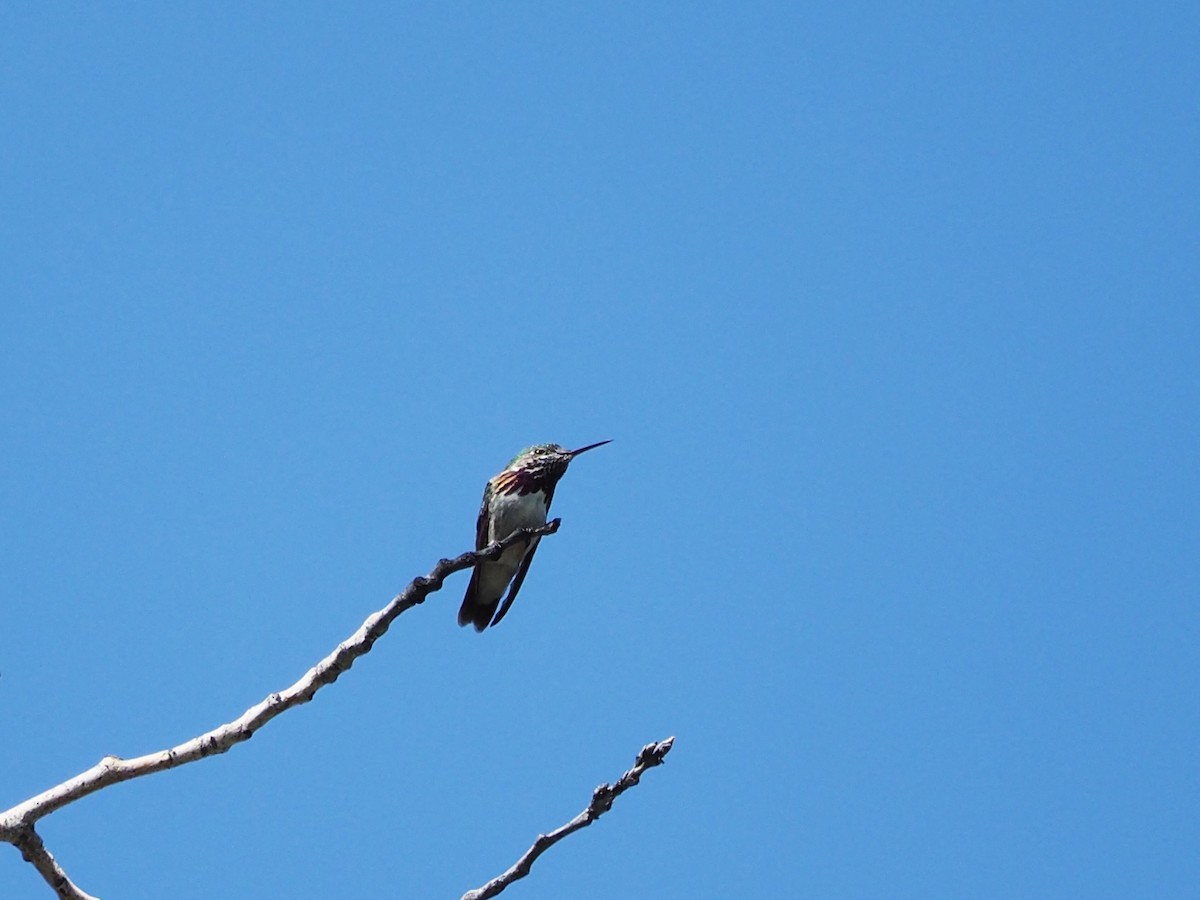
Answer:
[{"left": 508, "top": 440, "right": 611, "bottom": 473}]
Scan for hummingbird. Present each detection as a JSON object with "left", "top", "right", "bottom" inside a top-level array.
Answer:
[{"left": 458, "top": 441, "right": 611, "bottom": 631}]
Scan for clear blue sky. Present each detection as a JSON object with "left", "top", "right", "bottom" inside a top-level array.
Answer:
[{"left": 2, "top": 3, "right": 1196, "bottom": 898}]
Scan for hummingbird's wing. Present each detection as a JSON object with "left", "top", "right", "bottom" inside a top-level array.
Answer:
[
  {"left": 457, "top": 483, "right": 497, "bottom": 630},
  {"left": 474, "top": 482, "right": 492, "bottom": 551},
  {"left": 490, "top": 538, "right": 539, "bottom": 627}
]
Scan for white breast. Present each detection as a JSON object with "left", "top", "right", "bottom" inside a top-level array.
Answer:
[{"left": 489, "top": 489, "right": 549, "bottom": 542}]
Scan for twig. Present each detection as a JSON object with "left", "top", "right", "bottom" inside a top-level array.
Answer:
[
  {"left": 461, "top": 736, "right": 675, "bottom": 900},
  {"left": 12, "top": 827, "right": 99, "bottom": 900},
  {"left": 0, "top": 520, "right": 561, "bottom": 897}
]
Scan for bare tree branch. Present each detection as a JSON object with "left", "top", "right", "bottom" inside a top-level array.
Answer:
[
  {"left": 461, "top": 736, "right": 676, "bottom": 900},
  {"left": 0, "top": 520, "right": 561, "bottom": 897},
  {"left": 12, "top": 827, "right": 99, "bottom": 900}
]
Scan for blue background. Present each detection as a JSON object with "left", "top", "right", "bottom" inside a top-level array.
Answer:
[{"left": 2, "top": 3, "right": 1196, "bottom": 898}]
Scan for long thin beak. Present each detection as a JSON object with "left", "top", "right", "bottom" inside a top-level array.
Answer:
[{"left": 568, "top": 439, "right": 612, "bottom": 458}]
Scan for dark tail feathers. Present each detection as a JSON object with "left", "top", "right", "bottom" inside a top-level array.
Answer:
[{"left": 458, "top": 567, "right": 499, "bottom": 631}]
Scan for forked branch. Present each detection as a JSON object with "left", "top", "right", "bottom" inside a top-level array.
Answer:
[{"left": 0, "top": 520, "right": 562, "bottom": 897}]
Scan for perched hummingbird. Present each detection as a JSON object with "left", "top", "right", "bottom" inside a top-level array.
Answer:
[{"left": 458, "top": 441, "right": 611, "bottom": 631}]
